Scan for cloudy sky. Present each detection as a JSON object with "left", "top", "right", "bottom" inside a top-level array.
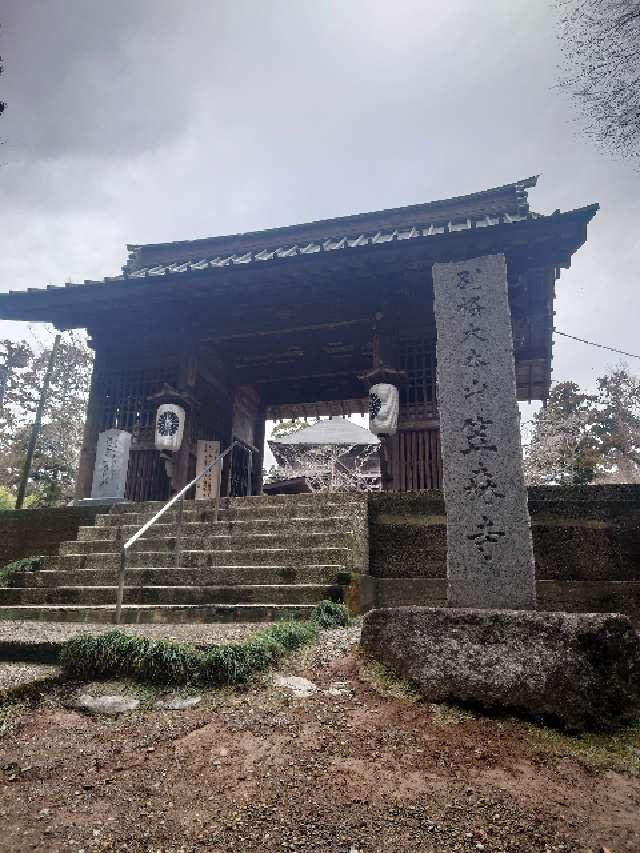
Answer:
[{"left": 1, "top": 0, "right": 639, "bottom": 402}]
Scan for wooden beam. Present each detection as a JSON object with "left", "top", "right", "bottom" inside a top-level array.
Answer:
[{"left": 266, "top": 398, "right": 369, "bottom": 420}]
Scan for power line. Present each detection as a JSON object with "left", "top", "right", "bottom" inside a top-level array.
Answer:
[{"left": 553, "top": 329, "right": 640, "bottom": 361}]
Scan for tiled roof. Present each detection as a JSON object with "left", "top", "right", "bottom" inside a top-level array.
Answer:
[
  {"left": 1, "top": 176, "right": 598, "bottom": 304},
  {"left": 121, "top": 210, "right": 536, "bottom": 281},
  {"left": 125, "top": 176, "right": 538, "bottom": 272}
]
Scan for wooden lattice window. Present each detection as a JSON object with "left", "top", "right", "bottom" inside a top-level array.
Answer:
[
  {"left": 398, "top": 338, "right": 437, "bottom": 421},
  {"left": 99, "top": 364, "right": 180, "bottom": 442}
]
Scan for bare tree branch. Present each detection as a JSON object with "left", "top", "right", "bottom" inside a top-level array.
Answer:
[{"left": 557, "top": 0, "right": 640, "bottom": 162}]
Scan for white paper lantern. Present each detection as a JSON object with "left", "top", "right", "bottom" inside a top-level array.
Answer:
[
  {"left": 369, "top": 383, "right": 399, "bottom": 436},
  {"left": 155, "top": 403, "right": 186, "bottom": 451}
]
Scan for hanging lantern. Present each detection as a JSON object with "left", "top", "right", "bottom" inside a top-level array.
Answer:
[
  {"left": 369, "top": 383, "right": 399, "bottom": 436},
  {"left": 155, "top": 403, "right": 186, "bottom": 451}
]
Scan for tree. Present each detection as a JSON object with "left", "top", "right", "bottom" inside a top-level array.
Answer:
[
  {"left": 526, "top": 367, "right": 640, "bottom": 484},
  {"left": 590, "top": 364, "right": 640, "bottom": 481},
  {"left": 0, "top": 333, "right": 93, "bottom": 505},
  {"left": 557, "top": 0, "right": 640, "bottom": 162},
  {"left": 525, "top": 381, "right": 597, "bottom": 484}
]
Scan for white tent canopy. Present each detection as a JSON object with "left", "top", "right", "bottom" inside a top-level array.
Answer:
[{"left": 271, "top": 418, "right": 380, "bottom": 446}]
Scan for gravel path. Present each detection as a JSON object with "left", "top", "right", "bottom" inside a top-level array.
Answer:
[
  {"left": 0, "top": 662, "right": 59, "bottom": 692},
  {"left": 0, "top": 621, "right": 638, "bottom": 851},
  {"left": 0, "top": 620, "right": 267, "bottom": 646}
]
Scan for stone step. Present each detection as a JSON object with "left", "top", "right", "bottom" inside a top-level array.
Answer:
[
  {"left": 48, "top": 547, "right": 352, "bottom": 570},
  {"left": 0, "top": 583, "right": 343, "bottom": 607},
  {"left": 106, "top": 494, "right": 365, "bottom": 515},
  {"left": 65, "top": 530, "right": 354, "bottom": 553},
  {"left": 96, "top": 502, "right": 363, "bottom": 526},
  {"left": 9, "top": 565, "right": 352, "bottom": 589},
  {"left": 0, "top": 603, "right": 315, "bottom": 624},
  {"left": 84, "top": 517, "right": 356, "bottom": 539}
]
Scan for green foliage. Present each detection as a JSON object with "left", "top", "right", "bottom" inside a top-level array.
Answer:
[
  {"left": 591, "top": 366, "right": 640, "bottom": 482},
  {"left": 0, "top": 486, "right": 15, "bottom": 510},
  {"left": 59, "top": 602, "right": 342, "bottom": 685},
  {"left": 312, "top": 599, "right": 350, "bottom": 629},
  {"left": 525, "top": 382, "right": 597, "bottom": 485},
  {"left": 0, "top": 486, "right": 40, "bottom": 510},
  {"left": 526, "top": 367, "right": 640, "bottom": 484},
  {"left": 270, "top": 418, "right": 312, "bottom": 438},
  {"left": 0, "top": 556, "right": 43, "bottom": 588},
  {"left": 0, "top": 332, "right": 93, "bottom": 506}
]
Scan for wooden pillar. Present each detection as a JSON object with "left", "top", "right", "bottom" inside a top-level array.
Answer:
[
  {"left": 230, "top": 385, "right": 262, "bottom": 496},
  {"left": 253, "top": 404, "right": 266, "bottom": 494},
  {"left": 172, "top": 349, "right": 198, "bottom": 494},
  {"left": 74, "top": 346, "right": 103, "bottom": 499}
]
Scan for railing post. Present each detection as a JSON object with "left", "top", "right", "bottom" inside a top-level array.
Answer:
[
  {"left": 215, "top": 475, "right": 221, "bottom": 522},
  {"left": 115, "top": 547, "right": 126, "bottom": 625},
  {"left": 174, "top": 496, "right": 184, "bottom": 569},
  {"left": 246, "top": 448, "right": 253, "bottom": 497}
]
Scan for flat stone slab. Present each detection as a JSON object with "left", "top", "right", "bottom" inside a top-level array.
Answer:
[
  {"left": 75, "top": 693, "right": 140, "bottom": 715},
  {"left": 273, "top": 675, "right": 318, "bottom": 697},
  {"left": 361, "top": 607, "right": 640, "bottom": 732},
  {"left": 155, "top": 695, "right": 201, "bottom": 710}
]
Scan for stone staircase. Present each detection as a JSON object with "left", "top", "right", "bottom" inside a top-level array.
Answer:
[{"left": 0, "top": 494, "right": 367, "bottom": 624}]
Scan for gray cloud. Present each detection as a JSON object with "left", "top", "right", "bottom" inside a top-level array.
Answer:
[{"left": 1, "top": 0, "right": 639, "bottom": 395}]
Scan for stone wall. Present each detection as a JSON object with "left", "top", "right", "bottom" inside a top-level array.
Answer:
[
  {"left": 366, "top": 486, "right": 640, "bottom": 624},
  {"left": 0, "top": 506, "right": 102, "bottom": 567}
]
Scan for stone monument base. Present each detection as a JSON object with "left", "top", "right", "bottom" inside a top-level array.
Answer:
[{"left": 361, "top": 607, "right": 640, "bottom": 732}]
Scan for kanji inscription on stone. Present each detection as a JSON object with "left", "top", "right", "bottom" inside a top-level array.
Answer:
[
  {"left": 432, "top": 253, "right": 536, "bottom": 609},
  {"left": 90, "top": 429, "right": 132, "bottom": 500}
]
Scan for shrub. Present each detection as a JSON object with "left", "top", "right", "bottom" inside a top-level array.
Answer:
[
  {"left": 0, "top": 556, "right": 44, "bottom": 588},
  {"left": 134, "top": 637, "right": 199, "bottom": 684},
  {"left": 312, "top": 600, "right": 350, "bottom": 629},
  {"left": 59, "top": 600, "right": 344, "bottom": 686}
]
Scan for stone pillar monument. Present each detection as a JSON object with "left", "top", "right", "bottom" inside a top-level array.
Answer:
[
  {"left": 90, "top": 429, "right": 132, "bottom": 501},
  {"left": 431, "top": 253, "right": 535, "bottom": 609},
  {"left": 362, "top": 246, "right": 640, "bottom": 732}
]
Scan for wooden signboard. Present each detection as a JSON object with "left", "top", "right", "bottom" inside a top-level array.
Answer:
[{"left": 195, "top": 440, "right": 221, "bottom": 501}]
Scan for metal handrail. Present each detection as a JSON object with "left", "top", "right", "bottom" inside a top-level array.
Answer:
[{"left": 114, "top": 438, "right": 258, "bottom": 624}]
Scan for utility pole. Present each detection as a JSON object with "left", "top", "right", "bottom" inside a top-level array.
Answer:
[
  {"left": 15, "top": 334, "right": 61, "bottom": 509},
  {"left": 0, "top": 364, "right": 7, "bottom": 411},
  {"left": 0, "top": 342, "right": 9, "bottom": 410}
]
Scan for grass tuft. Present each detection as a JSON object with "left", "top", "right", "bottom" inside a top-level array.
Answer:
[
  {"left": 60, "top": 600, "right": 341, "bottom": 687},
  {"left": 312, "top": 599, "right": 350, "bottom": 629}
]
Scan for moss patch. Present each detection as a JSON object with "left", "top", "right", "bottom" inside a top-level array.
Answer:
[
  {"left": 0, "top": 556, "right": 44, "bottom": 588},
  {"left": 530, "top": 721, "right": 640, "bottom": 776},
  {"left": 358, "top": 654, "right": 420, "bottom": 703}
]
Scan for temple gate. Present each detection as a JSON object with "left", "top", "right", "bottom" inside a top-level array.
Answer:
[{"left": 0, "top": 177, "right": 597, "bottom": 502}]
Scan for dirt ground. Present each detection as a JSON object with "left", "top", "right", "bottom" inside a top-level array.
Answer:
[{"left": 0, "top": 625, "right": 639, "bottom": 853}]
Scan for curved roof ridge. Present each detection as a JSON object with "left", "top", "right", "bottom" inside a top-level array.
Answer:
[{"left": 125, "top": 176, "right": 539, "bottom": 271}]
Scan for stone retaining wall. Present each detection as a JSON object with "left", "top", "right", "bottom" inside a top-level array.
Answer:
[
  {"left": 0, "top": 506, "right": 102, "bottom": 567},
  {"left": 366, "top": 486, "right": 640, "bottom": 624}
]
